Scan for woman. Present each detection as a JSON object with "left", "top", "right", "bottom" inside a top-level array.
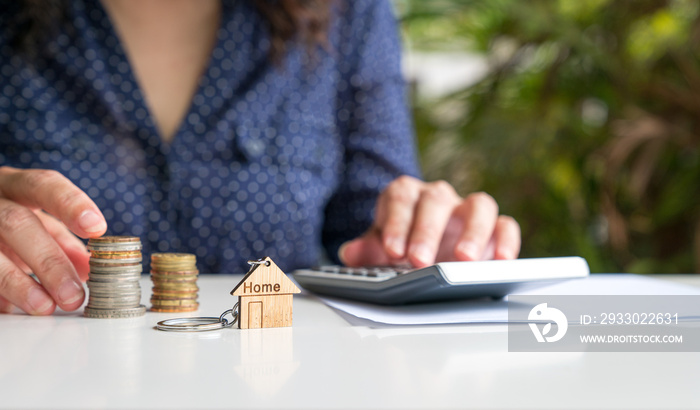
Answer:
[{"left": 0, "top": 0, "right": 520, "bottom": 315}]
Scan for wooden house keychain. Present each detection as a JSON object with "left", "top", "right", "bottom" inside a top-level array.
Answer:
[{"left": 156, "top": 257, "right": 301, "bottom": 332}]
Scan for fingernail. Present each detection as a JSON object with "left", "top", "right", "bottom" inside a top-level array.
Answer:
[
  {"left": 58, "top": 280, "right": 84, "bottom": 305},
  {"left": 385, "top": 237, "right": 405, "bottom": 257},
  {"left": 338, "top": 241, "right": 351, "bottom": 265},
  {"left": 78, "top": 210, "right": 107, "bottom": 234},
  {"left": 457, "top": 242, "right": 479, "bottom": 260},
  {"left": 27, "top": 287, "right": 54, "bottom": 314},
  {"left": 409, "top": 244, "right": 433, "bottom": 266}
]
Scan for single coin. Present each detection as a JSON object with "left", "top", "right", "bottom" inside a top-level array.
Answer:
[
  {"left": 89, "top": 251, "right": 142, "bottom": 258},
  {"left": 88, "top": 274, "right": 143, "bottom": 283},
  {"left": 152, "top": 287, "right": 199, "bottom": 296},
  {"left": 88, "top": 293, "right": 141, "bottom": 302},
  {"left": 89, "top": 266, "right": 142, "bottom": 272},
  {"left": 88, "top": 300, "right": 142, "bottom": 309},
  {"left": 87, "top": 281, "right": 141, "bottom": 289},
  {"left": 151, "top": 264, "right": 199, "bottom": 275},
  {"left": 84, "top": 305, "right": 146, "bottom": 319},
  {"left": 88, "top": 273, "right": 143, "bottom": 281},
  {"left": 150, "top": 276, "right": 198, "bottom": 284},
  {"left": 89, "top": 270, "right": 142, "bottom": 276},
  {"left": 151, "top": 259, "right": 196, "bottom": 266},
  {"left": 150, "top": 272, "right": 198, "bottom": 279},
  {"left": 87, "top": 287, "right": 141, "bottom": 295},
  {"left": 150, "top": 270, "right": 199, "bottom": 276},
  {"left": 88, "top": 243, "right": 142, "bottom": 252},
  {"left": 152, "top": 282, "right": 198, "bottom": 291},
  {"left": 151, "top": 297, "right": 197, "bottom": 307},
  {"left": 88, "top": 294, "right": 141, "bottom": 302},
  {"left": 89, "top": 236, "right": 141, "bottom": 243},
  {"left": 152, "top": 278, "right": 198, "bottom": 284},
  {"left": 151, "top": 253, "right": 196, "bottom": 261},
  {"left": 150, "top": 273, "right": 198, "bottom": 279},
  {"left": 150, "top": 286, "right": 197, "bottom": 292},
  {"left": 150, "top": 305, "right": 198, "bottom": 312},
  {"left": 149, "top": 298, "right": 197, "bottom": 303},
  {"left": 150, "top": 294, "right": 198, "bottom": 301},
  {"left": 89, "top": 263, "right": 143, "bottom": 270},
  {"left": 150, "top": 305, "right": 199, "bottom": 313},
  {"left": 90, "top": 249, "right": 142, "bottom": 254},
  {"left": 89, "top": 265, "right": 143, "bottom": 273},
  {"left": 90, "top": 259, "right": 142, "bottom": 266},
  {"left": 86, "top": 280, "right": 140, "bottom": 288},
  {"left": 89, "top": 261, "right": 142, "bottom": 267},
  {"left": 88, "top": 296, "right": 141, "bottom": 302},
  {"left": 87, "top": 241, "right": 140, "bottom": 247},
  {"left": 90, "top": 258, "right": 142, "bottom": 265},
  {"left": 87, "top": 290, "right": 140, "bottom": 298}
]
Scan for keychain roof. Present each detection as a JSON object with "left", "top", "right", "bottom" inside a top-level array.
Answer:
[{"left": 231, "top": 256, "right": 301, "bottom": 296}]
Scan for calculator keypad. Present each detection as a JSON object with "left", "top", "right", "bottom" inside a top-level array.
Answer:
[{"left": 309, "top": 266, "right": 413, "bottom": 281}]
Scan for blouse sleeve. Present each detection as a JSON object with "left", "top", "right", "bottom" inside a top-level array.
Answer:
[{"left": 322, "top": 0, "right": 421, "bottom": 263}]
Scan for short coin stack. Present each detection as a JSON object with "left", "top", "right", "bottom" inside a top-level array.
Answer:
[
  {"left": 84, "top": 236, "right": 146, "bottom": 318},
  {"left": 150, "top": 253, "right": 199, "bottom": 312}
]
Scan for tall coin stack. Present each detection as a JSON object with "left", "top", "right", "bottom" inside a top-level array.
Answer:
[
  {"left": 150, "top": 253, "right": 199, "bottom": 312},
  {"left": 84, "top": 236, "right": 146, "bottom": 318}
]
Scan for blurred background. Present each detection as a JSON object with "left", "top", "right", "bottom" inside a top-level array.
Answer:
[{"left": 395, "top": 0, "right": 700, "bottom": 273}]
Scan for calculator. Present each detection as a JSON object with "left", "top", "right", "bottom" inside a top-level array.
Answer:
[{"left": 292, "top": 257, "right": 589, "bottom": 305}]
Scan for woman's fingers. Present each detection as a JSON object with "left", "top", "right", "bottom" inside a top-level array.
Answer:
[
  {"left": 0, "top": 167, "right": 103, "bottom": 314},
  {"left": 406, "top": 181, "right": 460, "bottom": 267},
  {"left": 374, "top": 176, "right": 462, "bottom": 267},
  {"left": 0, "top": 242, "right": 31, "bottom": 273},
  {"left": 0, "top": 167, "right": 107, "bottom": 238},
  {"left": 492, "top": 215, "right": 521, "bottom": 260},
  {"left": 375, "top": 176, "right": 421, "bottom": 259},
  {"left": 0, "top": 250, "right": 56, "bottom": 315},
  {"left": 0, "top": 198, "right": 84, "bottom": 312},
  {"left": 339, "top": 229, "right": 393, "bottom": 267},
  {"left": 0, "top": 294, "right": 15, "bottom": 314},
  {"left": 453, "top": 192, "right": 500, "bottom": 261},
  {"left": 342, "top": 175, "right": 522, "bottom": 268}
]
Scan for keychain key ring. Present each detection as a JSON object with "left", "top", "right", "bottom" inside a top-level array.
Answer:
[{"left": 156, "top": 302, "right": 239, "bottom": 332}]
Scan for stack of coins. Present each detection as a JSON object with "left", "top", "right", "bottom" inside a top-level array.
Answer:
[
  {"left": 84, "top": 236, "right": 146, "bottom": 318},
  {"left": 150, "top": 253, "right": 199, "bottom": 312}
]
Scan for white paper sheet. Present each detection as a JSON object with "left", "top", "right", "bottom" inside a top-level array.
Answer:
[{"left": 318, "top": 274, "right": 700, "bottom": 326}]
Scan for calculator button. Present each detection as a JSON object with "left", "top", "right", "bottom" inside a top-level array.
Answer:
[{"left": 367, "top": 270, "right": 397, "bottom": 278}]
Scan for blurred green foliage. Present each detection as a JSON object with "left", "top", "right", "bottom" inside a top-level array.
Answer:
[{"left": 399, "top": 0, "right": 700, "bottom": 273}]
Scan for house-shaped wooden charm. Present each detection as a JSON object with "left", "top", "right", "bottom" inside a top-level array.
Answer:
[{"left": 231, "top": 257, "right": 301, "bottom": 329}]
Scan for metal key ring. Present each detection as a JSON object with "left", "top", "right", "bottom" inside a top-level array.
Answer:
[
  {"left": 155, "top": 303, "right": 239, "bottom": 332},
  {"left": 156, "top": 317, "right": 226, "bottom": 332}
]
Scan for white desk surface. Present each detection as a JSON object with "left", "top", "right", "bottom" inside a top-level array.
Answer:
[{"left": 1, "top": 274, "right": 699, "bottom": 409}]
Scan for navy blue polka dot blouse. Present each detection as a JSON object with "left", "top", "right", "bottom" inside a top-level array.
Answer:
[{"left": 0, "top": 0, "right": 420, "bottom": 273}]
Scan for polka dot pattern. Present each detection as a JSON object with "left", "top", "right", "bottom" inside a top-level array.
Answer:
[{"left": 0, "top": 0, "right": 420, "bottom": 273}]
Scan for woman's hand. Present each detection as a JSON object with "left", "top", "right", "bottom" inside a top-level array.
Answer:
[
  {"left": 0, "top": 167, "right": 107, "bottom": 315},
  {"left": 339, "top": 176, "right": 521, "bottom": 267}
]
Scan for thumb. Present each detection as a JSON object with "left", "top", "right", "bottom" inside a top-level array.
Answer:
[{"left": 338, "top": 231, "right": 392, "bottom": 267}]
